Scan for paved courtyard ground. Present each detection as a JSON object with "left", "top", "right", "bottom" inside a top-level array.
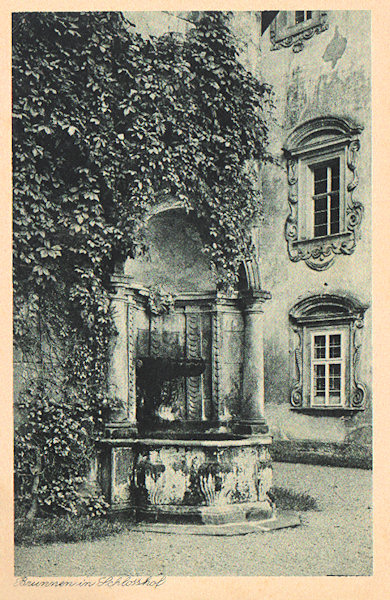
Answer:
[{"left": 14, "top": 462, "right": 372, "bottom": 577}]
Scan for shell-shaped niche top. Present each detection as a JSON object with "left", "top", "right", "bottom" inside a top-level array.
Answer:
[{"left": 124, "top": 204, "right": 217, "bottom": 294}]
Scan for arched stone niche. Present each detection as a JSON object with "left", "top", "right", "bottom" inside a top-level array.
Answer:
[
  {"left": 123, "top": 207, "right": 217, "bottom": 294},
  {"left": 107, "top": 203, "right": 270, "bottom": 438}
]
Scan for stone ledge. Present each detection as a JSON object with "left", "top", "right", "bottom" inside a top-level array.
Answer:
[
  {"left": 271, "top": 439, "right": 372, "bottom": 469},
  {"left": 290, "top": 407, "right": 364, "bottom": 416},
  {"left": 99, "top": 434, "right": 273, "bottom": 447},
  {"left": 128, "top": 510, "right": 301, "bottom": 536},
  {"left": 136, "top": 500, "right": 274, "bottom": 525}
]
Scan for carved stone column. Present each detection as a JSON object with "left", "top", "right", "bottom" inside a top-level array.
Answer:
[
  {"left": 106, "top": 275, "right": 137, "bottom": 437},
  {"left": 211, "top": 299, "right": 223, "bottom": 423},
  {"left": 238, "top": 291, "right": 271, "bottom": 435},
  {"left": 185, "top": 305, "right": 203, "bottom": 420},
  {"left": 211, "top": 294, "right": 246, "bottom": 428}
]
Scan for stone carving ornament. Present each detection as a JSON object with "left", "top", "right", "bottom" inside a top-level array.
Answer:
[
  {"left": 283, "top": 117, "right": 364, "bottom": 271},
  {"left": 290, "top": 327, "right": 303, "bottom": 408},
  {"left": 288, "top": 294, "right": 368, "bottom": 410},
  {"left": 270, "top": 11, "right": 328, "bottom": 53},
  {"left": 351, "top": 317, "right": 366, "bottom": 408}
]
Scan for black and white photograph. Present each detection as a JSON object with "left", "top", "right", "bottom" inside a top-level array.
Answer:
[{"left": 11, "top": 8, "right": 374, "bottom": 584}]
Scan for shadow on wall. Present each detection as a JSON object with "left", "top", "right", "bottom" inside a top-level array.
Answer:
[
  {"left": 124, "top": 208, "right": 216, "bottom": 293},
  {"left": 264, "top": 340, "right": 290, "bottom": 405}
]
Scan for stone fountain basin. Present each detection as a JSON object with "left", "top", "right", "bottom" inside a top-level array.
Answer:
[{"left": 100, "top": 434, "right": 274, "bottom": 525}]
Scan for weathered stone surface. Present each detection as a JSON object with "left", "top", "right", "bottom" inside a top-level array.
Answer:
[{"left": 101, "top": 437, "right": 275, "bottom": 524}]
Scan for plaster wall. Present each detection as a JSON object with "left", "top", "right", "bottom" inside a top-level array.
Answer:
[{"left": 258, "top": 11, "right": 371, "bottom": 443}]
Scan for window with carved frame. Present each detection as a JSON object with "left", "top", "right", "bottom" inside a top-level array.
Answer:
[
  {"left": 270, "top": 11, "right": 328, "bottom": 52},
  {"left": 289, "top": 294, "right": 367, "bottom": 414},
  {"left": 283, "top": 116, "right": 364, "bottom": 271}
]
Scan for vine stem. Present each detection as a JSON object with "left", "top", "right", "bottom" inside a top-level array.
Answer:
[{"left": 26, "top": 449, "right": 42, "bottom": 520}]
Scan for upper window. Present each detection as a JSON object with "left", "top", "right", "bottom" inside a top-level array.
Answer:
[
  {"left": 312, "top": 158, "right": 340, "bottom": 238},
  {"left": 295, "top": 11, "right": 313, "bottom": 25},
  {"left": 289, "top": 294, "right": 368, "bottom": 413},
  {"left": 270, "top": 11, "right": 328, "bottom": 53},
  {"left": 283, "top": 117, "right": 364, "bottom": 271}
]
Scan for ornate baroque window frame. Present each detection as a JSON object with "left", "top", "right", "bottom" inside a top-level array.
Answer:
[
  {"left": 289, "top": 294, "right": 368, "bottom": 415},
  {"left": 270, "top": 11, "right": 328, "bottom": 53},
  {"left": 283, "top": 116, "right": 364, "bottom": 271}
]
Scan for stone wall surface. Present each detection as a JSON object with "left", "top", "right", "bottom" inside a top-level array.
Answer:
[{"left": 258, "top": 11, "right": 371, "bottom": 444}]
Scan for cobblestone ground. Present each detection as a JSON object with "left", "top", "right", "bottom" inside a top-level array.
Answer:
[{"left": 14, "top": 462, "right": 372, "bottom": 577}]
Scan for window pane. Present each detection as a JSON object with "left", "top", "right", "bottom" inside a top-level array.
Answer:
[
  {"left": 329, "top": 362, "right": 341, "bottom": 405},
  {"left": 314, "top": 196, "right": 327, "bottom": 212},
  {"left": 330, "top": 210, "right": 339, "bottom": 223},
  {"left": 314, "top": 165, "right": 328, "bottom": 194},
  {"left": 329, "top": 335, "right": 341, "bottom": 358},
  {"left": 331, "top": 165, "right": 340, "bottom": 191},
  {"left": 314, "top": 164, "right": 327, "bottom": 180},
  {"left": 306, "top": 11, "right": 312, "bottom": 19},
  {"left": 330, "top": 218, "right": 339, "bottom": 234},
  {"left": 315, "top": 365, "right": 325, "bottom": 382},
  {"left": 313, "top": 395, "right": 326, "bottom": 405},
  {"left": 295, "top": 11, "right": 305, "bottom": 23},
  {"left": 331, "top": 157, "right": 339, "bottom": 174},
  {"left": 330, "top": 193, "right": 340, "bottom": 212},
  {"left": 314, "top": 178, "right": 327, "bottom": 195},
  {"left": 329, "top": 362, "right": 341, "bottom": 383},
  {"left": 328, "top": 394, "right": 341, "bottom": 405},
  {"left": 314, "top": 189, "right": 328, "bottom": 236},
  {"left": 314, "top": 224, "right": 327, "bottom": 237},
  {"left": 314, "top": 336, "right": 326, "bottom": 358},
  {"left": 314, "top": 209, "right": 327, "bottom": 226},
  {"left": 330, "top": 194, "right": 340, "bottom": 233},
  {"left": 329, "top": 377, "right": 341, "bottom": 392},
  {"left": 314, "top": 364, "right": 326, "bottom": 397}
]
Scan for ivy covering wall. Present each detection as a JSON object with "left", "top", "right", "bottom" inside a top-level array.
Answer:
[{"left": 13, "top": 11, "right": 273, "bottom": 517}]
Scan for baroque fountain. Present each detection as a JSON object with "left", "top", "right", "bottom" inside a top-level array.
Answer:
[{"left": 97, "top": 204, "right": 293, "bottom": 528}]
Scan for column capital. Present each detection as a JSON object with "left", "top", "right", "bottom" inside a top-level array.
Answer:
[
  {"left": 110, "top": 275, "right": 138, "bottom": 303},
  {"left": 240, "top": 290, "right": 272, "bottom": 312}
]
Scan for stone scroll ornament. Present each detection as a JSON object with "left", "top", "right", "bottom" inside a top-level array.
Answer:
[
  {"left": 289, "top": 327, "right": 304, "bottom": 408},
  {"left": 270, "top": 12, "right": 329, "bottom": 53},
  {"left": 285, "top": 138, "right": 364, "bottom": 271},
  {"left": 351, "top": 316, "right": 367, "bottom": 409}
]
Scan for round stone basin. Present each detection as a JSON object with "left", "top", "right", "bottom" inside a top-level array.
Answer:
[{"left": 101, "top": 434, "right": 275, "bottom": 525}]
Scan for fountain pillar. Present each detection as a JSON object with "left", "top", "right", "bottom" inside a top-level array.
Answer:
[
  {"left": 238, "top": 291, "right": 271, "bottom": 435},
  {"left": 106, "top": 275, "right": 137, "bottom": 437}
]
